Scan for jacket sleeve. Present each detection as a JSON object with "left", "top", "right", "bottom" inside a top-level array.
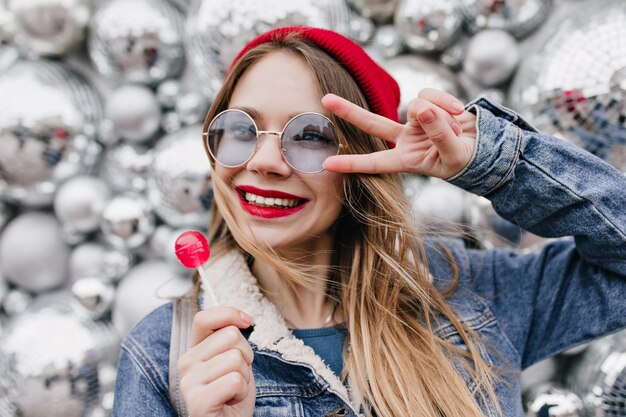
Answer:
[
  {"left": 446, "top": 97, "right": 626, "bottom": 369},
  {"left": 112, "top": 303, "right": 176, "bottom": 417}
]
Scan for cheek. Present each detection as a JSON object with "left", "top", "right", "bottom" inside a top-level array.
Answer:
[{"left": 316, "top": 173, "right": 345, "bottom": 211}]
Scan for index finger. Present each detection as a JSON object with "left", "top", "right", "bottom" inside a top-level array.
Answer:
[
  {"left": 322, "top": 93, "right": 403, "bottom": 143},
  {"left": 323, "top": 149, "right": 403, "bottom": 174},
  {"left": 190, "top": 306, "right": 253, "bottom": 347}
]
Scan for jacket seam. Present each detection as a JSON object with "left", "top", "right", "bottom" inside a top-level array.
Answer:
[
  {"left": 122, "top": 337, "right": 170, "bottom": 403},
  {"left": 435, "top": 312, "right": 497, "bottom": 339},
  {"left": 484, "top": 127, "right": 522, "bottom": 196},
  {"left": 521, "top": 153, "right": 626, "bottom": 244}
]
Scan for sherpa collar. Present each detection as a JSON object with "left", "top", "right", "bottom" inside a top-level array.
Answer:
[{"left": 199, "top": 249, "right": 363, "bottom": 414}]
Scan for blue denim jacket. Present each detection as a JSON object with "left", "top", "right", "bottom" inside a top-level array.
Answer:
[{"left": 113, "top": 98, "right": 626, "bottom": 417}]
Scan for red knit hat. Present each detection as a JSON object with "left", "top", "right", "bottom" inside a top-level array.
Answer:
[{"left": 227, "top": 26, "right": 401, "bottom": 123}]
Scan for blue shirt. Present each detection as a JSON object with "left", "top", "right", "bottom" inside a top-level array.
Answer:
[{"left": 291, "top": 325, "right": 347, "bottom": 377}]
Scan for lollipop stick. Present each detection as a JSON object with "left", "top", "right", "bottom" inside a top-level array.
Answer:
[{"left": 197, "top": 266, "right": 219, "bottom": 306}]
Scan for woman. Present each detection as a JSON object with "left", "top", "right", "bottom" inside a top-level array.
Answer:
[{"left": 112, "top": 26, "right": 626, "bottom": 417}]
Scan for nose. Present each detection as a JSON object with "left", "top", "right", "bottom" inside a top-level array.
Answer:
[{"left": 245, "top": 132, "right": 292, "bottom": 177}]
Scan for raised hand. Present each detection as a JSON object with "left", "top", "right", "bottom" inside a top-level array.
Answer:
[
  {"left": 321, "top": 88, "right": 477, "bottom": 179},
  {"left": 177, "top": 306, "right": 256, "bottom": 417}
]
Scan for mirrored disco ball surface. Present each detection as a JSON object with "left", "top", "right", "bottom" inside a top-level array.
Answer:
[
  {"left": 0, "top": 292, "right": 119, "bottom": 417},
  {"left": 567, "top": 331, "right": 626, "bottom": 417},
  {"left": 510, "top": 0, "right": 626, "bottom": 172},
  {"left": 0, "top": 60, "right": 102, "bottom": 207},
  {"left": 147, "top": 125, "right": 213, "bottom": 228},
  {"left": 185, "top": 0, "right": 351, "bottom": 99},
  {"left": 88, "top": 0, "right": 185, "bottom": 85},
  {"left": 460, "top": 0, "right": 552, "bottom": 38}
]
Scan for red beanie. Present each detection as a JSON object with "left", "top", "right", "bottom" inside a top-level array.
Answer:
[{"left": 227, "top": 26, "right": 401, "bottom": 123}]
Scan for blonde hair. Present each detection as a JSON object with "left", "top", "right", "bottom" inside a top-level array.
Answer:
[{"left": 194, "top": 32, "right": 503, "bottom": 417}]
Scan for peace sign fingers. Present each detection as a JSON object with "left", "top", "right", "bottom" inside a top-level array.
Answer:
[{"left": 321, "top": 94, "right": 404, "bottom": 144}]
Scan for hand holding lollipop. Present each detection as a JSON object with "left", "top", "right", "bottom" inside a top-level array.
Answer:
[{"left": 174, "top": 230, "right": 256, "bottom": 417}]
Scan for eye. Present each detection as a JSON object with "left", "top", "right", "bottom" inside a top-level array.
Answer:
[
  {"left": 296, "top": 130, "right": 334, "bottom": 144},
  {"left": 231, "top": 123, "right": 256, "bottom": 140}
]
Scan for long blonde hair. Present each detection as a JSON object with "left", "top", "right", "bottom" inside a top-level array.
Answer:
[{"left": 194, "top": 32, "right": 502, "bottom": 417}]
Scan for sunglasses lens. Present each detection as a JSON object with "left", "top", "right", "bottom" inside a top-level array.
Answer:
[
  {"left": 207, "top": 111, "right": 257, "bottom": 167},
  {"left": 282, "top": 114, "right": 339, "bottom": 173}
]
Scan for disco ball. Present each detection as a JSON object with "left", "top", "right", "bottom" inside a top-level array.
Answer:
[
  {"left": 0, "top": 7, "right": 19, "bottom": 71},
  {"left": 69, "top": 242, "right": 132, "bottom": 284},
  {"left": 184, "top": 0, "right": 351, "bottom": 99},
  {"left": 71, "top": 276, "right": 115, "bottom": 320},
  {"left": 394, "top": 0, "right": 463, "bottom": 53},
  {"left": 460, "top": 0, "right": 552, "bottom": 38},
  {"left": 348, "top": 12, "right": 375, "bottom": 45},
  {"left": 99, "top": 143, "right": 153, "bottom": 194},
  {"left": 7, "top": 0, "right": 90, "bottom": 56},
  {"left": 104, "top": 84, "right": 161, "bottom": 143},
  {"left": 0, "top": 211, "right": 70, "bottom": 294},
  {"left": 54, "top": 176, "right": 112, "bottom": 240},
  {"left": 526, "top": 384, "right": 583, "bottom": 417},
  {"left": 368, "top": 25, "right": 404, "bottom": 59},
  {"left": 88, "top": 0, "right": 185, "bottom": 85},
  {"left": 147, "top": 125, "right": 213, "bottom": 228},
  {"left": 174, "top": 91, "right": 209, "bottom": 126},
  {"left": 380, "top": 54, "right": 464, "bottom": 123},
  {"left": 463, "top": 29, "right": 520, "bottom": 87},
  {"left": 0, "top": 291, "right": 119, "bottom": 417},
  {"left": 1, "top": 289, "right": 33, "bottom": 318},
  {"left": 100, "top": 193, "right": 156, "bottom": 252},
  {"left": 346, "top": 0, "right": 400, "bottom": 23},
  {"left": 155, "top": 79, "right": 183, "bottom": 110},
  {"left": 509, "top": 0, "right": 626, "bottom": 172},
  {"left": 0, "top": 60, "right": 102, "bottom": 207},
  {"left": 567, "top": 330, "right": 626, "bottom": 417},
  {"left": 112, "top": 260, "right": 192, "bottom": 337}
]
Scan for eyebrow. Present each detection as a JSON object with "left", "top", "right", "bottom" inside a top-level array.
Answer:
[{"left": 231, "top": 106, "right": 312, "bottom": 123}]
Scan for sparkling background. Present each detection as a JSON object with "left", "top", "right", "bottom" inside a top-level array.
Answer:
[{"left": 0, "top": 0, "right": 625, "bottom": 416}]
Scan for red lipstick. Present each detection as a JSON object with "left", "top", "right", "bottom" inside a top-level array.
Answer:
[{"left": 236, "top": 185, "right": 308, "bottom": 219}]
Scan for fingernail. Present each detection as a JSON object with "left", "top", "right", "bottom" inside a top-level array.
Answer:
[
  {"left": 240, "top": 311, "right": 252, "bottom": 325},
  {"left": 451, "top": 100, "right": 465, "bottom": 113},
  {"left": 452, "top": 122, "right": 462, "bottom": 135},
  {"left": 418, "top": 109, "right": 435, "bottom": 123}
]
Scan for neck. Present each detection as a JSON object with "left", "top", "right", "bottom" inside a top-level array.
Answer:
[{"left": 251, "top": 235, "right": 340, "bottom": 329}]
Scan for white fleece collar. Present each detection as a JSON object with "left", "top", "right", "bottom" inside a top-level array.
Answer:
[{"left": 200, "top": 250, "right": 363, "bottom": 414}]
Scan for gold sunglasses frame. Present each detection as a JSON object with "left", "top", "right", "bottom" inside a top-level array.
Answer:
[{"left": 202, "top": 108, "right": 347, "bottom": 174}]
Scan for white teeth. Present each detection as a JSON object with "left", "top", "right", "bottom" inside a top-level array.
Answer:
[{"left": 243, "top": 191, "right": 301, "bottom": 208}]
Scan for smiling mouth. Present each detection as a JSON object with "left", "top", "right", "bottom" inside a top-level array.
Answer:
[
  {"left": 237, "top": 190, "right": 307, "bottom": 209},
  {"left": 236, "top": 186, "right": 308, "bottom": 210}
]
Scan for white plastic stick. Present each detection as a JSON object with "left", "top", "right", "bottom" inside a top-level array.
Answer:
[{"left": 197, "top": 266, "right": 219, "bottom": 306}]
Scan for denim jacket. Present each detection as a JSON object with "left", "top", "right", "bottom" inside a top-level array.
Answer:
[{"left": 113, "top": 98, "right": 626, "bottom": 417}]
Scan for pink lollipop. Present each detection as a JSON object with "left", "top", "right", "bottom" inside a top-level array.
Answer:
[{"left": 174, "top": 231, "right": 218, "bottom": 306}]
